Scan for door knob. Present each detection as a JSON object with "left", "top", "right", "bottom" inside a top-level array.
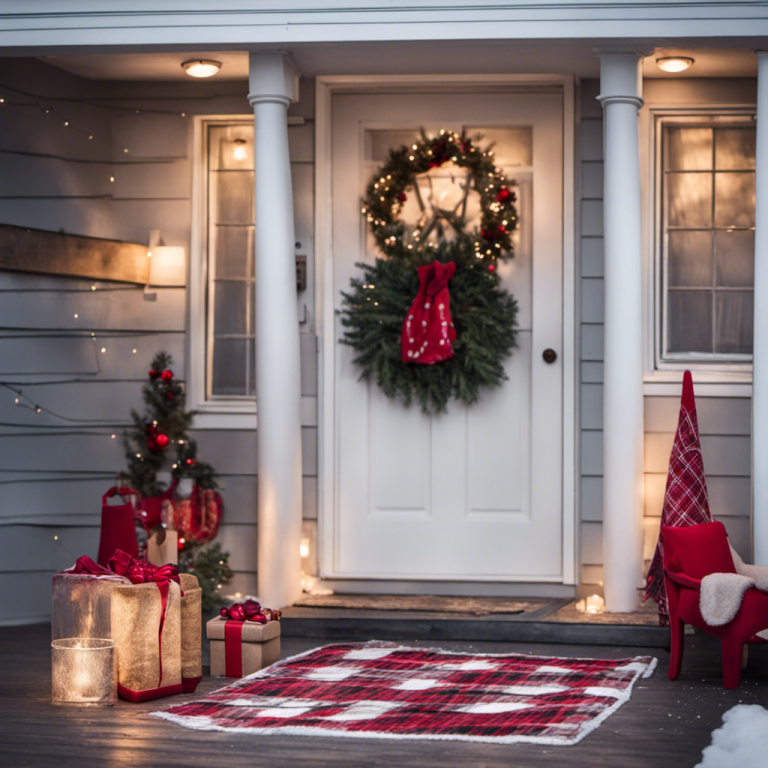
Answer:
[{"left": 542, "top": 348, "right": 557, "bottom": 364}]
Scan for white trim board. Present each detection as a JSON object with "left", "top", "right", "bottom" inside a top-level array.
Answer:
[{"left": 315, "top": 73, "right": 578, "bottom": 589}]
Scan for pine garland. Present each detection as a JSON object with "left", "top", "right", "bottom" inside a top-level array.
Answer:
[{"left": 340, "top": 130, "right": 519, "bottom": 414}]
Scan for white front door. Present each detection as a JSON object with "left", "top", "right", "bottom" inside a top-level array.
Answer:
[{"left": 324, "top": 88, "right": 563, "bottom": 583}]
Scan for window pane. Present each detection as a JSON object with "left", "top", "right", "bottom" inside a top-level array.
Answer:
[
  {"left": 213, "top": 281, "right": 248, "bottom": 336},
  {"left": 668, "top": 290, "right": 712, "bottom": 353},
  {"left": 715, "top": 230, "right": 754, "bottom": 287},
  {"left": 715, "top": 172, "right": 755, "bottom": 228},
  {"left": 667, "top": 173, "right": 712, "bottom": 227},
  {"left": 715, "top": 291, "right": 753, "bottom": 354},
  {"left": 666, "top": 127, "right": 712, "bottom": 171},
  {"left": 715, "top": 128, "right": 756, "bottom": 170},
  {"left": 668, "top": 230, "right": 712, "bottom": 287},
  {"left": 214, "top": 171, "right": 254, "bottom": 225},
  {"left": 212, "top": 338, "right": 248, "bottom": 396},
  {"left": 465, "top": 126, "right": 533, "bottom": 167},
  {"left": 214, "top": 226, "right": 254, "bottom": 279},
  {"left": 209, "top": 125, "right": 253, "bottom": 171},
  {"left": 366, "top": 130, "right": 421, "bottom": 162}
]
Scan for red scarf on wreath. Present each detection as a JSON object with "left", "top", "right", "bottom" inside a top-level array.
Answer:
[{"left": 402, "top": 260, "right": 456, "bottom": 365}]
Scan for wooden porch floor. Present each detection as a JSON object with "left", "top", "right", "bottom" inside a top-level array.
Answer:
[{"left": 2, "top": 623, "right": 767, "bottom": 768}]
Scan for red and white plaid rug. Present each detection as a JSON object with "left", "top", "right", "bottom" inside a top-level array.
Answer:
[{"left": 153, "top": 642, "right": 657, "bottom": 745}]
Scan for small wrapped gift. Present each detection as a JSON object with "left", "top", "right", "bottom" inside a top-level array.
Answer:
[
  {"left": 207, "top": 612, "right": 281, "bottom": 678},
  {"left": 109, "top": 551, "right": 183, "bottom": 702},
  {"left": 52, "top": 556, "right": 129, "bottom": 641},
  {"left": 179, "top": 573, "right": 202, "bottom": 692}
]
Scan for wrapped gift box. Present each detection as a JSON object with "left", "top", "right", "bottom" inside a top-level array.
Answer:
[{"left": 207, "top": 616, "right": 281, "bottom": 678}]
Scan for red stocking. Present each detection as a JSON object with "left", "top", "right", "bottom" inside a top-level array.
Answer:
[{"left": 402, "top": 260, "right": 457, "bottom": 364}]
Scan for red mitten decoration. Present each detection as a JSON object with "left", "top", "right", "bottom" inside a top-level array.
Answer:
[{"left": 402, "top": 260, "right": 457, "bottom": 365}]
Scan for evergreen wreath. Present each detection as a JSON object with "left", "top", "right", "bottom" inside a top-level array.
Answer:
[{"left": 340, "top": 129, "right": 519, "bottom": 413}]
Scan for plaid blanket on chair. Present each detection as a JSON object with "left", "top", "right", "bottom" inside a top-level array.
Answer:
[{"left": 644, "top": 370, "right": 713, "bottom": 624}]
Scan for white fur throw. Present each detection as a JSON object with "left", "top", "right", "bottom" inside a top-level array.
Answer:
[
  {"left": 697, "top": 547, "right": 768, "bottom": 638},
  {"left": 700, "top": 573, "right": 756, "bottom": 626}
]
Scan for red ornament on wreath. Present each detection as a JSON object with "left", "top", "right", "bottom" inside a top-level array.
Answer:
[{"left": 402, "top": 260, "right": 457, "bottom": 365}]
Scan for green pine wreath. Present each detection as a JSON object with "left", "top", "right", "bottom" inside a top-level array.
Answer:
[{"left": 340, "top": 130, "right": 519, "bottom": 414}]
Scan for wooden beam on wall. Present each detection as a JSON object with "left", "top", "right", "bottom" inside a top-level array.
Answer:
[{"left": 0, "top": 223, "right": 150, "bottom": 284}]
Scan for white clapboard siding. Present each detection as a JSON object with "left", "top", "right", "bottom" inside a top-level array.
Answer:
[
  {"left": 0, "top": 434, "right": 126, "bottom": 472},
  {"left": 0, "top": 198, "right": 119, "bottom": 241},
  {"left": 0, "top": 572, "right": 59, "bottom": 625},
  {"left": 0, "top": 287, "right": 185, "bottom": 330},
  {"left": 213, "top": 475, "right": 318, "bottom": 524},
  {"left": 100, "top": 199, "right": 192, "bottom": 246},
  {"left": 112, "top": 113, "right": 189, "bottom": 159},
  {"left": 0, "top": 153, "right": 112, "bottom": 198},
  {"left": 111, "top": 160, "right": 191, "bottom": 201},
  {"left": 0, "top": 477, "right": 114, "bottom": 522},
  {"left": 188, "top": 428, "right": 318, "bottom": 476},
  {"left": 0, "top": 524, "right": 100, "bottom": 573},
  {"left": 0, "top": 336, "right": 99, "bottom": 375},
  {"left": 0, "top": 380, "right": 146, "bottom": 424},
  {"left": 215, "top": 523, "right": 259, "bottom": 572}
]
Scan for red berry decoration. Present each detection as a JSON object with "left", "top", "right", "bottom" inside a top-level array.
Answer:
[
  {"left": 396, "top": 192, "right": 407, "bottom": 202},
  {"left": 186, "top": 458, "right": 195, "bottom": 466},
  {"left": 167, "top": 392, "right": 174, "bottom": 399},
  {"left": 219, "top": 606, "right": 231, "bottom": 619},
  {"left": 148, "top": 369, "right": 160, "bottom": 379},
  {"left": 243, "top": 599, "right": 261, "bottom": 619},
  {"left": 229, "top": 603, "right": 246, "bottom": 622},
  {"left": 161, "top": 369, "right": 174, "bottom": 382}
]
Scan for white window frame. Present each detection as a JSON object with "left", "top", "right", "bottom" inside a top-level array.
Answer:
[
  {"left": 188, "top": 114, "right": 258, "bottom": 429},
  {"left": 643, "top": 105, "right": 755, "bottom": 397}
]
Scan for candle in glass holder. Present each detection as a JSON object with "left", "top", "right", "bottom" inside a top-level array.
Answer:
[{"left": 51, "top": 638, "right": 117, "bottom": 706}]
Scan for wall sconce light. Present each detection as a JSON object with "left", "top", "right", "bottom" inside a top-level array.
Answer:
[
  {"left": 233, "top": 138, "right": 248, "bottom": 162},
  {"left": 148, "top": 246, "right": 187, "bottom": 287},
  {"left": 656, "top": 57, "right": 694, "bottom": 73},
  {"left": 182, "top": 60, "right": 222, "bottom": 78}
]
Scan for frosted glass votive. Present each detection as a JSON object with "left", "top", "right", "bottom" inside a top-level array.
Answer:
[{"left": 51, "top": 638, "right": 117, "bottom": 706}]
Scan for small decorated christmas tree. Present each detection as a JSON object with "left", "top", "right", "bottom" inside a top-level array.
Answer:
[{"left": 120, "top": 351, "right": 232, "bottom": 609}]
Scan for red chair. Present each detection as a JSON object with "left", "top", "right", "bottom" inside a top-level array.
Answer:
[{"left": 662, "top": 521, "right": 768, "bottom": 688}]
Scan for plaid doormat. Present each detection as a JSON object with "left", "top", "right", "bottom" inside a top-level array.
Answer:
[{"left": 153, "top": 642, "right": 657, "bottom": 745}]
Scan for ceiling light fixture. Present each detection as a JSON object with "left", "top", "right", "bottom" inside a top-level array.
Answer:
[
  {"left": 182, "top": 59, "right": 222, "bottom": 78},
  {"left": 656, "top": 57, "right": 694, "bottom": 73}
]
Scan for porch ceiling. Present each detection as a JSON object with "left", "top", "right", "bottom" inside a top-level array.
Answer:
[{"left": 41, "top": 40, "right": 757, "bottom": 83}]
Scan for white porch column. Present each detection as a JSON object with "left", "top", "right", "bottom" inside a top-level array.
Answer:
[
  {"left": 248, "top": 52, "right": 303, "bottom": 607},
  {"left": 597, "top": 53, "right": 645, "bottom": 612},
  {"left": 754, "top": 52, "right": 768, "bottom": 565}
]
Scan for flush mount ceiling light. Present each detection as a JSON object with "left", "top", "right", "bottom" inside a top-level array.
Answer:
[
  {"left": 656, "top": 56, "right": 694, "bottom": 73},
  {"left": 182, "top": 59, "right": 222, "bottom": 78}
]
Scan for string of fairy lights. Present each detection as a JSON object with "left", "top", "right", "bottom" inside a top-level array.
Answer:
[{"left": 0, "top": 79, "right": 199, "bottom": 453}]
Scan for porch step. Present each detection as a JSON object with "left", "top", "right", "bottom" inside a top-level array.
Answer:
[{"left": 280, "top": 604, "right": 670, "bottom": 649}]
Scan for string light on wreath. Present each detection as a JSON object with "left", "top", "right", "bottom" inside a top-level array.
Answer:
[{"left": 361, "top": 129, "right": 518, "bottom": 269}]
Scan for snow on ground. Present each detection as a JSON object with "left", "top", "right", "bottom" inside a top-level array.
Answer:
[{"left": 697, "top": 704, "right": 768, "bottom": 768}]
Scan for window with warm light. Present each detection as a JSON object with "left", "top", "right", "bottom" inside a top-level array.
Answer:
[
  {"left": 189, "top": 119, "right": 257, "bottom": 418},
  {"left": 655, "top": 114, "right": 755, "bottom": 371}
]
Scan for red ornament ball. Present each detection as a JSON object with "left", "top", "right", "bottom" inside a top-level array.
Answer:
[
  {"left": 148, "top": 369, "right": 160, "bottom": 379},
  {"left": 219, "top": 606, "right": 230, "bottom": 619},
  {"left": 243, "top": 599, "right": 261, "bottom": 619},
  {"left": 186, "top": 458, "right": 195, "bottom": 466},
  {"left": 229, "top": 603, "right": 246, "bottom": 622},
  {"left": 496, "top": 187, "right": 512, "bottom": 203},
  {"left": 167, "top": 392, "right": 174, "bottom": 399},
  {"left": 250, "top": 613, "right": 268, "bottom": 625},
  {"left": 155, "top": 433, "right": 169, "bottom": 450},
  {"left": 396, "top": 192, "right": 407, "bottom": 202},
  {"left": 488, "top": 264, "right": 496, "bottom": 272},
  {"left": 161, "top": 369, "right": 174, "bottom": 381}
]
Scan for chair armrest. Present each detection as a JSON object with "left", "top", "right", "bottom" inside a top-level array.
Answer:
[{"left": 664, "top": 569, "right": 702, "bottom": 590}]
